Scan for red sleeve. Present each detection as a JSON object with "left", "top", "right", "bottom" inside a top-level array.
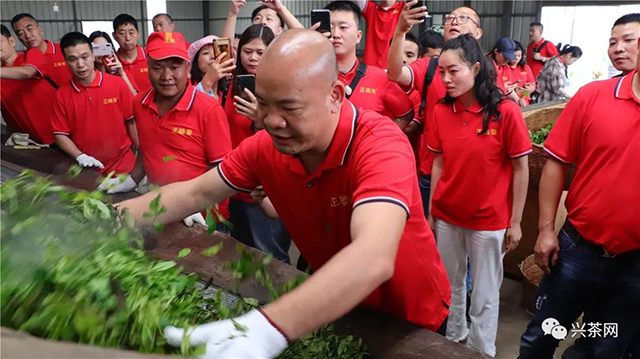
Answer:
[
  {"left": 408, "top": 90, "right": 422, "bottom": 124},
  {"left": 543, "top": 90, "right": 585, "bottom": 164},
  {"left": 500, "top": 101, "right": 533, "bottom": 158},
  {"left": 525, "top": 65, "right": 535, "bottom": 84},
  {"left": 426, "top": 104, "right": 444, "bottom": 153},
  {"left": 23, "top": 49, "right": 49, "bottom": 78},
  {"left": 408, "top": 57, "right": 431, "bottom": 93},
  {"left": 384, "top": 81, "right": 413, "bottom": 118},
  {"left": 217, "top": 132, "right": 264, "bottom": 193},
  {"left": 351, "top": 119, "right": 415, "bottom": 216},
  {"left": 50, "top": 90, "right": 70, "bottom": 135},
  {"left": 362, "top": 0, "right": 375, "bottom": 21},
  {"left": 203, "top": 102, "right": 232, "bottom": 164},
  {"left": 545, "top": 42, "right": 560, "bottom": 58},
  {"left": 118, "top": 78, "right": 134, "bottom": 122}
]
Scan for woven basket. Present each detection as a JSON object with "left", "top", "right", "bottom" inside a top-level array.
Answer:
[
  {"left": 520, "top": 254, "right": 544, "bottom": 314},
  {"left": 523, "top": 105, "right": 575, "bottom": 190}
]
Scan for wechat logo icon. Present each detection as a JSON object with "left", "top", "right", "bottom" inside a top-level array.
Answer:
[{"left": 542, "top": 318, "right": 568, "bottom": 340}]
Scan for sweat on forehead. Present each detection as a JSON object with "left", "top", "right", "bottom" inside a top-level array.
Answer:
[{"left": 259, "top": 29, "right": 338, "bottom": 82}]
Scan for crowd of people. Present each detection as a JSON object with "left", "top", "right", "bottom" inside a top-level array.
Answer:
[{"left": 1, "top": 0, "right": 638, "bottom": 358}]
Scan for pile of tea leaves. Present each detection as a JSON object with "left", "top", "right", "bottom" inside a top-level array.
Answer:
[{"left": 0, "top": 171, "right": 366, "bottom": 358}]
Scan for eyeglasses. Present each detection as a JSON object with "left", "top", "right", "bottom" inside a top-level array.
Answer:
[{"left": 444, "top": 14, "right": 481, "bottom": 28}]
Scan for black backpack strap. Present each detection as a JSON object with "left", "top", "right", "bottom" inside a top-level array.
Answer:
[
  {"left": 44, "top": 76, "right": 59, "bottom": 90},
  {"left": 418, "top": 57, "right": 439, "bottom": 118},
  {"left": 535, "top": 40, "right": 549, "bottom": 53},
  {"left": 345, "top": 62, "right": 367, "bottom": 99}
]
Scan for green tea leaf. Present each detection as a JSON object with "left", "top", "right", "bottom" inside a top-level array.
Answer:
[
  {"left": 178, "top": 248, "right": 191, "bottom": 258},
  {"left": 201, "top": 243, "right": 223, "bottom": 257}
]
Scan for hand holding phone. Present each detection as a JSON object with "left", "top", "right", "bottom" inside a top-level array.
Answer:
[
  {"left": 235, "top": 74, "right": 256, "bottom": 100},
  {"left": 214, "top": 38, "right": 233, "bottom": 63},
  {"left": 93, "top": 43, "right": 113, "bottom": 57},
  {"left": 311, "top": 9, "right": 331, "bottom": 34}
]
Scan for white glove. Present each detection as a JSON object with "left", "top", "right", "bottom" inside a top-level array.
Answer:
[
  {"left": 97, "top": 175, "right": 137, "bottom": 194},
  {"left": 164, "top": 309, "right": 288, "bottom": 359},
  {"left": 135, "top": 175, "right": 149, "bottom": 194},
  {"left": 76, "top": 153, "right": 104, "bottom": 169},
  {"left": 183, "top": 213, "right": 207, "bottom": 227}
]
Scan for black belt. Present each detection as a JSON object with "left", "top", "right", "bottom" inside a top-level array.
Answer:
[{"left": 563, "top": 220, "right": 639, "bottom": 259}]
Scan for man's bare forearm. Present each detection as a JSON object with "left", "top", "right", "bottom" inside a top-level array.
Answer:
[
  {"left": 538, "top": 159, "right": 567, "bottom": 233},
  {"left": 262, "top": 203, "right": 405, "bottom": 340}
]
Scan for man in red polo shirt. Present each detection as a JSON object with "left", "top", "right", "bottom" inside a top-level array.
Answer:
[
  {"left": 526, "top": 21, "right": 559, "bottom": 80},
  {"left": 518, "top": 42, "right": 640, "bottom": 359},
  {"left": 10, "top": 13, "right": 72, "bottom": 87},
  {"left": 387, "top": 1, "right": 482, "bottom": 214},
  {"left": 113, "top": 14, "right": 150, "bottom": 92},
  {"left": 327, "top": 1, "right": 414, "bottom": 127},
  {"left": 51, "top": 32, "right": 140, "bottom": 193},
  {"left": 133, "top": 31, "right": 232, "bottom": 228},
  {"left": 0, "top": 24, "right": 55, "bottom": 144},
  {"left": 120, "top": 29, "right": 450, "bottom": 358},
  {"left": 353, "top": 0, "right": 404, "bottom": 69}
]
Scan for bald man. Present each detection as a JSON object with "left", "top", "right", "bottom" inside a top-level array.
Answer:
[{"left": 120, "top": 29, "right": 450, "bottom": 358}]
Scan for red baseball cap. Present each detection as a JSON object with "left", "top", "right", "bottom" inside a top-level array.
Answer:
[{"left": 146, "top": 31, "right": 190, "bottom": 62}]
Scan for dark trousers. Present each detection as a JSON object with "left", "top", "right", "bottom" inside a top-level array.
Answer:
[
  {"left": 419, "top": 174, "right": 431, "bottom": 217},
  {"left": 519, "top": 220, "right": 640, "bottom": 359},
  {"left": 229, "top": 199, "right": 291, "bottom": 264}
]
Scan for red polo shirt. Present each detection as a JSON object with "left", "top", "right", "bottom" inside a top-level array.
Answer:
[
  {"left": 117, "top": 45, "right": 150, "bottom": 92},
  {"left": 406, "top": 58, "right": 447, "bottom": 176},
  {"left": 51, "top": 70, "right": 135, "bottom": 175},
  {"left": 0, "top": 49, "right": 55, "bottom": 144},
  {"left": 340, "top": 59, "right": 413, "bottom": 120},
  {"left": 527, "top": 38, "right": 559, "bottom": 79},
  {"left": 362, "top": 1, "right": 404, "bottom": 69},
  {"left": 544, "top": 71, "right": 640, "bottom": 254},
  {"left": 218, "top": 101, "right": 451, "bottom": 330},
  {"left": 427, "top": 99, "right": 532, "bottom": 230},
  {"left": 42, "top": 40, "right": 72, "bottom": 87},
  {"left": 134, "top": 85, "right": 232, "bottom": 217}
]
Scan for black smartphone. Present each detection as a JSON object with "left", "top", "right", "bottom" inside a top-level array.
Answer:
[
  {"left": 235, "top": 74, "right": 255, "bottom": 99},
  {"left": 311, "top": 9, "right": 331, "bottom": 33},
  {"left": 410, "top": 0, "right": 425, "bottom": 10}
]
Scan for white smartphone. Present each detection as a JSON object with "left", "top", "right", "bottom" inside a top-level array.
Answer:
[{"left": 93, "top": 43, "right": 113, "bottom": 57}]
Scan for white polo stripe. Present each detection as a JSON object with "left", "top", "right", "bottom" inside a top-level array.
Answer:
[
  {"left": 510, "top": 149, "right": 533, "bottom": 158},
  {"left": 124, "top": 116, "right": 135, "bottom": 122},
  {"left": 427, "top": 144, "right": 442, "bottom": 153},
  {"left": 24, "top": 64, "right": 43, "bottom": 78},
  {"left": 141, "top": 88, "right": 153, "bottom": 103},
  {"left": 70, "top": 80, "right": 81, "bottom": 93},
  {"left": 614, "top": 76, "right": 624, "bottom": 98},
  {"left": 340, "top": 102, "right": 358, "bottom": 165},
  {"left": 97, "top": 71, "right": 103, "bottom": 86},
  {"left": 543, "top": 147, "right": 572, "bottom": 164},
  {"left": 353, "top": 196, "right": 410, "bottom": 215},
  {"left": 186, "top": 87, "right": 197, "bottom": 111},
  {"left": 53, "top": 132, "right": 70, "bottom": 136},
  {"left": 216, "top": 165, "right": 252, "bottom": 193},
  {"left": 406, "top": 65, "right": 415, "bottom": 95}
]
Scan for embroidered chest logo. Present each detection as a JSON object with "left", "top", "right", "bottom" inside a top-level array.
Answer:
[
  {"left": 330, "top": 195, "right": 350, "bottom": 207},
  {"left": 140, "top": 68, "right": 149, "bottom": 73},
  {"left": 172, "top": 127, "right": 193, "bottom": 136},
  {"left": 477, "top": 128, "right": 498, "bottom": 136},
  {"left": 164, "top": 32, "right": 176, "bottom": 44},
  {"left": 359, "top": 86, "right": 377, "bottom": 94},
  {"left": 102, "top": 97, "right": 119, "bottom": 105},
  {"left": 53, "top": 61, "right": 66, "bottom": 67}
]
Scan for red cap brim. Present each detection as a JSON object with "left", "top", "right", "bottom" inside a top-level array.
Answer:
[{"left": 148, "top": 48, "right": 190, "bottom": 62}]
